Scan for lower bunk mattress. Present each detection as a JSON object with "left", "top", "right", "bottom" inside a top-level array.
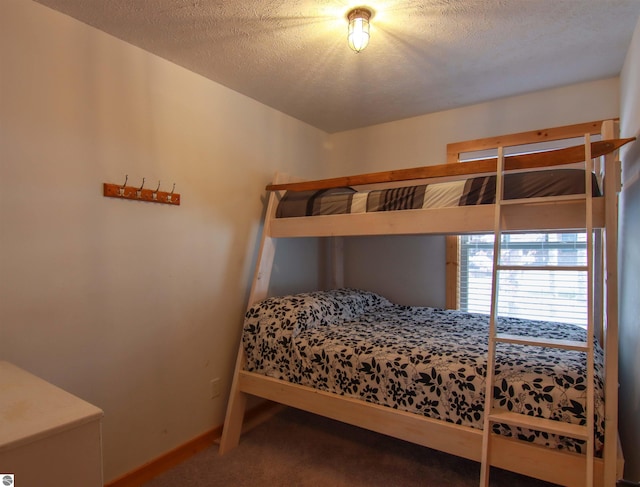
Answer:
[{"left": 242, "top": 288, "right": 605, "bottom": 454}]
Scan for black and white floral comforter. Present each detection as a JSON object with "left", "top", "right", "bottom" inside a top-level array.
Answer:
[{"left": 242, "top": 289, "right": 604, "bottom": 454}]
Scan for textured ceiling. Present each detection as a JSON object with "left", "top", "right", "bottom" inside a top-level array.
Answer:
[{"left": 35, "top": 0, "right": 640, "bottom": 133}]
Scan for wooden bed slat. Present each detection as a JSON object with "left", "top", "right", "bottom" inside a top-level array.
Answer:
[{"left": 266, "top": 138, "right": 634, "bottom": 192}]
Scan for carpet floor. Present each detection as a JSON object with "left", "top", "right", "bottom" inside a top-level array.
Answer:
[{"left": 143, "top": 406, "right": 557, "bottom": 487}]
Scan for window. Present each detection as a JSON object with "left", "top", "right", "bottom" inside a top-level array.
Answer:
[
  {"left": 444, "top": 120, "right": 611, "bottom": 326},
  {"left": 459, "top": 232, "right": 588, "bottom": 326}
]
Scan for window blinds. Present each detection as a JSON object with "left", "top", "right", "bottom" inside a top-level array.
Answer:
[{"left": 459, "top": 233, "right": 588, "bottom": 326}]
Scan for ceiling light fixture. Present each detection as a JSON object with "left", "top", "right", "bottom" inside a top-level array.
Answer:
[{"left": 347, "top": 7, "right": 372, "bottom": 53}]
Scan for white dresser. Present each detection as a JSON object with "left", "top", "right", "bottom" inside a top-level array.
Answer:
[{"left": 0, "top": 361, "right": 104, "bottom": 487}]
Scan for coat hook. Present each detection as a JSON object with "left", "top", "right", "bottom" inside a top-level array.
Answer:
[
  {"left": 119, "top": 174, "right": 128, "bottom": 196},
  {"left": 167, "top": 183, "right": 175, "bottom": 202},
  {"left": 136, "top": 177, "right": 145, "bottom": 198},
  {"left": 152, "top": 180, "right": 161, "bottom": 200}
]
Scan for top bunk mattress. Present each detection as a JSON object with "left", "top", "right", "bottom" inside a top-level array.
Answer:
[{"left": 276, "top": 168, "right": 600, "bottom": 218}]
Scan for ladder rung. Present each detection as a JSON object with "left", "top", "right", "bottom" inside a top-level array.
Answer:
[
  {"left": 495, "top": 333, "right": 590, "bottom": 351},
  {"left": 488, "top": 409, "right": 588, "bottom": 440},
  {"left": 496, "top": 265, "right": 588, "bottom": 272},
  {"left": 500, "top": 194, "right": 588, "bottom": 206}
]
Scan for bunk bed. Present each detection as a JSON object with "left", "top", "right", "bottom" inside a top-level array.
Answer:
[{"left": 220, "top": 119, "right": 632, "bottom": 487}]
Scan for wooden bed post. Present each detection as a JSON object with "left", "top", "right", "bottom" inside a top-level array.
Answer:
[
  {"left": 594, "top": 229, "right": 604, "bottom": 346},
  {"left": 601, "top": 120, "right": 622, "bottom": 486},
  {"left": 219, "top": 175, "right": 283, "bottom": 454}
]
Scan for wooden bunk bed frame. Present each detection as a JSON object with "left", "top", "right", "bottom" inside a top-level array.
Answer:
[{"left": 220, "top": 119, "right": 631, "bottom": 487}]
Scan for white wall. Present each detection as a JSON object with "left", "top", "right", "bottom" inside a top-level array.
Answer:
[
  {"left": 327, "top": 79, "right": 620, "bottom": 307},
  {"left": 0, "top": 0, "right": 328, "bottom": 482},
  {"left": 618, "top": 14, "right": 640, "bottom": 482},
  {"left": 327, "top": 78, "right": 620, "bottom": 175}
]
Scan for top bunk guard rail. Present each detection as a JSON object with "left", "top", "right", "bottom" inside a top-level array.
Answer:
[
  {"left": 267, "top": 137, "right": 634, "bottom": 238},
  {"left": 266, "top": 138, "right": 633, "bottom": 193}
]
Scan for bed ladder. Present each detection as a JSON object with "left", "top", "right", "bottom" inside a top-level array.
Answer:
[{"left": 479, "top": 137, "right": 597, "bottom": 487}]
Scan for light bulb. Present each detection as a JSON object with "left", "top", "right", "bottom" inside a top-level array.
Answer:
[{"left": 347, "top": 8, "right": 372, "bottom": 53}]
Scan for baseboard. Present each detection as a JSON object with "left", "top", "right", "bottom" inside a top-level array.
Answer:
[{"left": 104, "top": 401, "right": 281, "bottom": 487}]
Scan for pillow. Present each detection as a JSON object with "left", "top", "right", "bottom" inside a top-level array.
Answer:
[{"left": 244, "top": 289, "right": 391, "bottom": 338}]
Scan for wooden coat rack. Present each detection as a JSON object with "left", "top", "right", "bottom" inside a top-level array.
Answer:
[{"left": 103, "top": 176, "right": 180, "bottom": 206}]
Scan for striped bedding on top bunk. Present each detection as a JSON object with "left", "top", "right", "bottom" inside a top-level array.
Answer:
[
  {"left": 242, "top": 289, "right": 605, "bottom": 455},
  {"left": 276, "top": 168, "right": 599, "bottom": 218}
]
